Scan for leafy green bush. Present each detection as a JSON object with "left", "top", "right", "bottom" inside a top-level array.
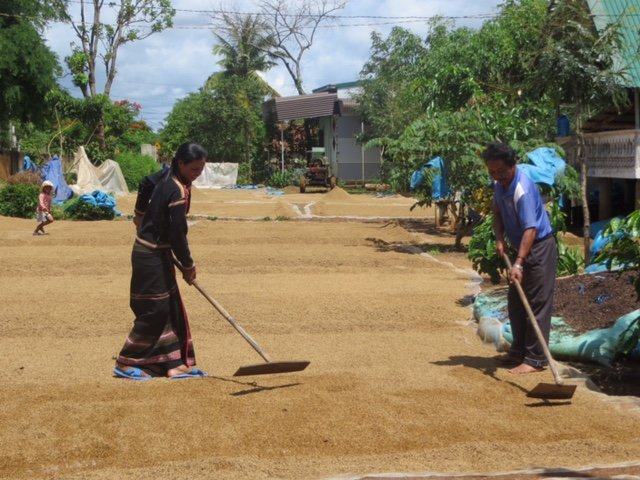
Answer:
[
  {"left": 237, "top": 162, "right": 252, "bottom": 185},
  {"left": 595, "top": 210, "right": 640, "bottom": 297},
  {"left": 267, "top": 169, "right": 294, "bottom": 188},
  {"left": 0, "top": 184, "right": 40, "bottom": 218},
  {"left": 51, "top": 204, "right": 66, "bottom": 220},
  {"left": 64, "top": 171, "right": 77, "bottom": 185},
  {"left": 63, "top": 197, "right": 114, "bottom": 220},
  {"left": 115, "top": 151, "right": 159, "bottom": 191},
  {"left": 557, "top": 242, "right": 584, "bottom": 276},
  {"left": 468, "top": 214, "right": 504, "bottom": 283}
]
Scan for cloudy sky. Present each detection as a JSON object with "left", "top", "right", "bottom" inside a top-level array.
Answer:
[{"left": 44, "top": 0, "right": 501, "bottom": 130}]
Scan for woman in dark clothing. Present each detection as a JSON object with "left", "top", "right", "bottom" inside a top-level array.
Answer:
[{"left": 114, "top": 142, "right": 207, "bottom": 380}]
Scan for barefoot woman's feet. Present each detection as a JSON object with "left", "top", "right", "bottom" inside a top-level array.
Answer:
[
  {"left": 508, "top": 363, "right": 544, "bottom": 374},
  {"left": 167, "top": 364, "right": 207, "bottom": 378}
]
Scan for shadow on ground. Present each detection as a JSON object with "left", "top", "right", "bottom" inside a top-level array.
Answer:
[{"left": 431, "top": 355, "right": 574, "bottom": 408}]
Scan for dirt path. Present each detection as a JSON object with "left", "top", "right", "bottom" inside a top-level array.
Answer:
[{"left": 1, "top": 216, "right": 639, "bottom": 480}]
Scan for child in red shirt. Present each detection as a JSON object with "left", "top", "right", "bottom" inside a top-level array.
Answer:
[{"left": 34, "top": 180, "right": 54, "bottom": 235}]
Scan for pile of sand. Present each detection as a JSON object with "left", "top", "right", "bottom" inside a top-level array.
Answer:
[
  {"left": 323, "top": 186, "right": 352, "bottom": 201},
  {"left": 274, "top": 200, "right": 295, "bottom": 218}
]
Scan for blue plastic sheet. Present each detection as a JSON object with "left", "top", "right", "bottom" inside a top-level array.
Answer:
[
  {"left": 224, "top": 184, "right": 259, "bottom": 189},
  {"left": 41, "top": 156, "right": 73, "bottom": 204},
  {"left": 265, "top": 187, "right": 284, "bottom": 196},
  {"left": 21, "top": 155, "right": 38, "bottom": 173},
  {"left": 79, "top": 190, "right": 120, "bottom": 216},
  {"left": 588, "top": 216, "right": 625, "bottom": 261},
  {"left": 518, "top": 147, "right": 566, "bottom": 187},
  {"left": 410, "top": 157, "right": 449, "bottom": 200}
]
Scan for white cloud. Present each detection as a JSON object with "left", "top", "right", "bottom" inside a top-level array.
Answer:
[{"left": 44, "top": 0, "right": 501, "bottom": 129}]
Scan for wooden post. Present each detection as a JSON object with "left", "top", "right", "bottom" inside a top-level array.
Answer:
[
  {"left": 635, "top": 88, "right": 639, "bottom": 130},
  {"left": 280, "top": 127, "right": 285, "bottom": 173},
  {"left": 361, "top": 121, "right": 365, "bottom": 187}
]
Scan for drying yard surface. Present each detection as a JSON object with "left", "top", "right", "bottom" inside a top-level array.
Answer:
[
  {"left": 116, "top": 186, "right": 428, "bottom": 219},
  {"left": 1, "top": 189, "right": 640, "bottom": 480}
]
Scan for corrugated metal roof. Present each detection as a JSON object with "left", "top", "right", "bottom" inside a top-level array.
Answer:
[
  {"left": 312, "top": 81, "right": 361, "bottom": 93},
  {"left": 588, "top": 0, "right": 640, "bottom": 87},
  {"left": 262, "top": 92, "right": 340, "bottom": 122}
]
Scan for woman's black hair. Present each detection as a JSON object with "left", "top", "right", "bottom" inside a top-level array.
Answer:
[
  {"left": 171, "top": 142, "right": 207, "bottom": 173},
  {"left": 481, "top": 142, "right": 517, "bottom": 167}
]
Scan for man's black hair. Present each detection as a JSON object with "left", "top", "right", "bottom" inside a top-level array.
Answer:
[{"left": 481, "top": 142, "right": 517, "bottom": 167}]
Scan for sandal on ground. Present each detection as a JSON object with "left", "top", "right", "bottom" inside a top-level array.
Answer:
[
  {"left": 170, "top": 368, "right": 208, "bottom": 379},
  {"left": 113, "top": 366, "right": 153, "bottom": 381}
]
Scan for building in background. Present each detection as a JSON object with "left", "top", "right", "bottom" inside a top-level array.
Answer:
[{"left": 263, "top": 81, "right": 382, "bottom": 182}]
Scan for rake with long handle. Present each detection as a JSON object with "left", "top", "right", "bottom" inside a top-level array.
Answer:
[
  {"left": 502, "top": 253, "right": 576, "bottom": 400},
  {"left": 175, "top": 259, "right": 310, "bottom": 376}
]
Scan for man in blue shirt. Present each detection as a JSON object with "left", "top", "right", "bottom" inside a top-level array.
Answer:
[{"left": 483, "top": 142, "right": 557, "bottom": 374}]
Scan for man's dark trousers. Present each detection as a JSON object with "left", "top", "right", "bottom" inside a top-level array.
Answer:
[{"left": 507, "top": 235, "right": 558, "bottom": 367}]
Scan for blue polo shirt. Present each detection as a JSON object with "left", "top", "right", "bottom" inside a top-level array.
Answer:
[{"left": 493, "top": 167, "right": 552, "bottom": 248}]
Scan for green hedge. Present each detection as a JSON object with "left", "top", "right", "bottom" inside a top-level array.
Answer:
[
  {"left": 0, "top": 184, "right": 39, "bottom": 218},
  {"left": 267, "top": 169, "right": 295, "bottom": 188},
  {"left": 63, "top": 197, "right": 115, "bottom": 221},
  {"left": 115, "top": 152, "right": 159, "bottom": 191}
]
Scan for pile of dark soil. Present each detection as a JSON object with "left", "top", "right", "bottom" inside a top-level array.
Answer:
[
  {"left": 553, "top": 271, "right": 638, "bottom": 334},
  {"left": 567, "top": 358, "right": 640, "bottom": 397}
]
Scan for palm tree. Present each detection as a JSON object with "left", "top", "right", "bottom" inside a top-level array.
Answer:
[{"left": 210, "top": 12, "right": 280, "bottom": 97}]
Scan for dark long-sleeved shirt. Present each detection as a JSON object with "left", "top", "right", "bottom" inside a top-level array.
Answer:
[{"left": 135, "top": 169, "right": 194, "bottom": 268}]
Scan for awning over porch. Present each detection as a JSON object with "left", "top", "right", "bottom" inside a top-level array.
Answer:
[{"left": 262, "top": 92, "right": 341, "bottom": 122}]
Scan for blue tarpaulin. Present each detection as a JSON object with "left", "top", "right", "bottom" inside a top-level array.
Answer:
[
  {"left": 410, "top": 157, "right": 449, "bottom": 200},
  {"left": 41, "top": 156, "right": 73, "bottom": 203},
  {"left": 21, "top": 155, "right": 38, "bottom": 173},
  {"left": 79, "top": 190, "right": 120, "bottom": 216},
  {"left": 518, "top": 147, "right": 566, "bottom": 187}
]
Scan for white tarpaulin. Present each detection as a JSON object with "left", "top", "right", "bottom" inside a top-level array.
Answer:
[
  {"left": 70, "top": 146, "right": 130, "bottom": 196},
  {"left": 192, "top": 162, "right": 238, "bottom": 189}
]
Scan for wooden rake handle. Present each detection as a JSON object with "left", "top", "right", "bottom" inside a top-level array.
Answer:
[
  {"left": 173, "top": 258, "right": 273, "bottom": 363},
  {"left": 502, "top": 253, "right": 564, "bottom": 385}
]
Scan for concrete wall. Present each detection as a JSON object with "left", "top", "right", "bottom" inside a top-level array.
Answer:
[{"left": 334, "top": 115, "right": 381, "bottom": 181}]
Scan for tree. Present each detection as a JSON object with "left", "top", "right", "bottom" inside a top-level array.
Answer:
[
  {"left": 526, "top": 0, "right": 629, "bottom": 264},
  {"left": 208, "top": 11, "right": 280, "bottom": 97},
  {"left": 59, "top": 0, "right": 174, "bottom": 98},
  {"left": 258, "top": 0, "right": 348, "bottom": 94},
  {"left": 160, "top": 76, "right": 266, "bottom": 169},
  {"left": 356, "top": 0, "right": 571, "bottom": 247},
  {"left": 56, "top": 0, "right": 173, "bottom": 149},
  {"left": 0, "top": 0, "right": 61, "bottom": 146},
  {"left": 356, "top": 27, "right": 427, "bottom": 145}
]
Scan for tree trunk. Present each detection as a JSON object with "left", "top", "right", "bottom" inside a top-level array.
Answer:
[
  {"left": 577, "top": 119, "right": 590, "bottom": 264},
  {"left": 454, "top": 202, "right": 466, "bottom": 250},
  {"left": 96, "top": 119, "right": 106, "bottom": 151}
]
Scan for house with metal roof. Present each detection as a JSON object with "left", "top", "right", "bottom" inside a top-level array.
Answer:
[
  {"left": 558, "top": 0, "right": 640, "bottom": 222},
  {"left": 262, "top": 81, "right": 382, "bottom": 182}
]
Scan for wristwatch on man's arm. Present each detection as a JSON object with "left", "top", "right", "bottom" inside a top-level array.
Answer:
[{"left": 513, "top": 256, "right": 525, "bottom": 270}]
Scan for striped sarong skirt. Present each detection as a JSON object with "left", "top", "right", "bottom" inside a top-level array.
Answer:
[{"left": 117, "top": 242, "right": 195, "bottom": 372}]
